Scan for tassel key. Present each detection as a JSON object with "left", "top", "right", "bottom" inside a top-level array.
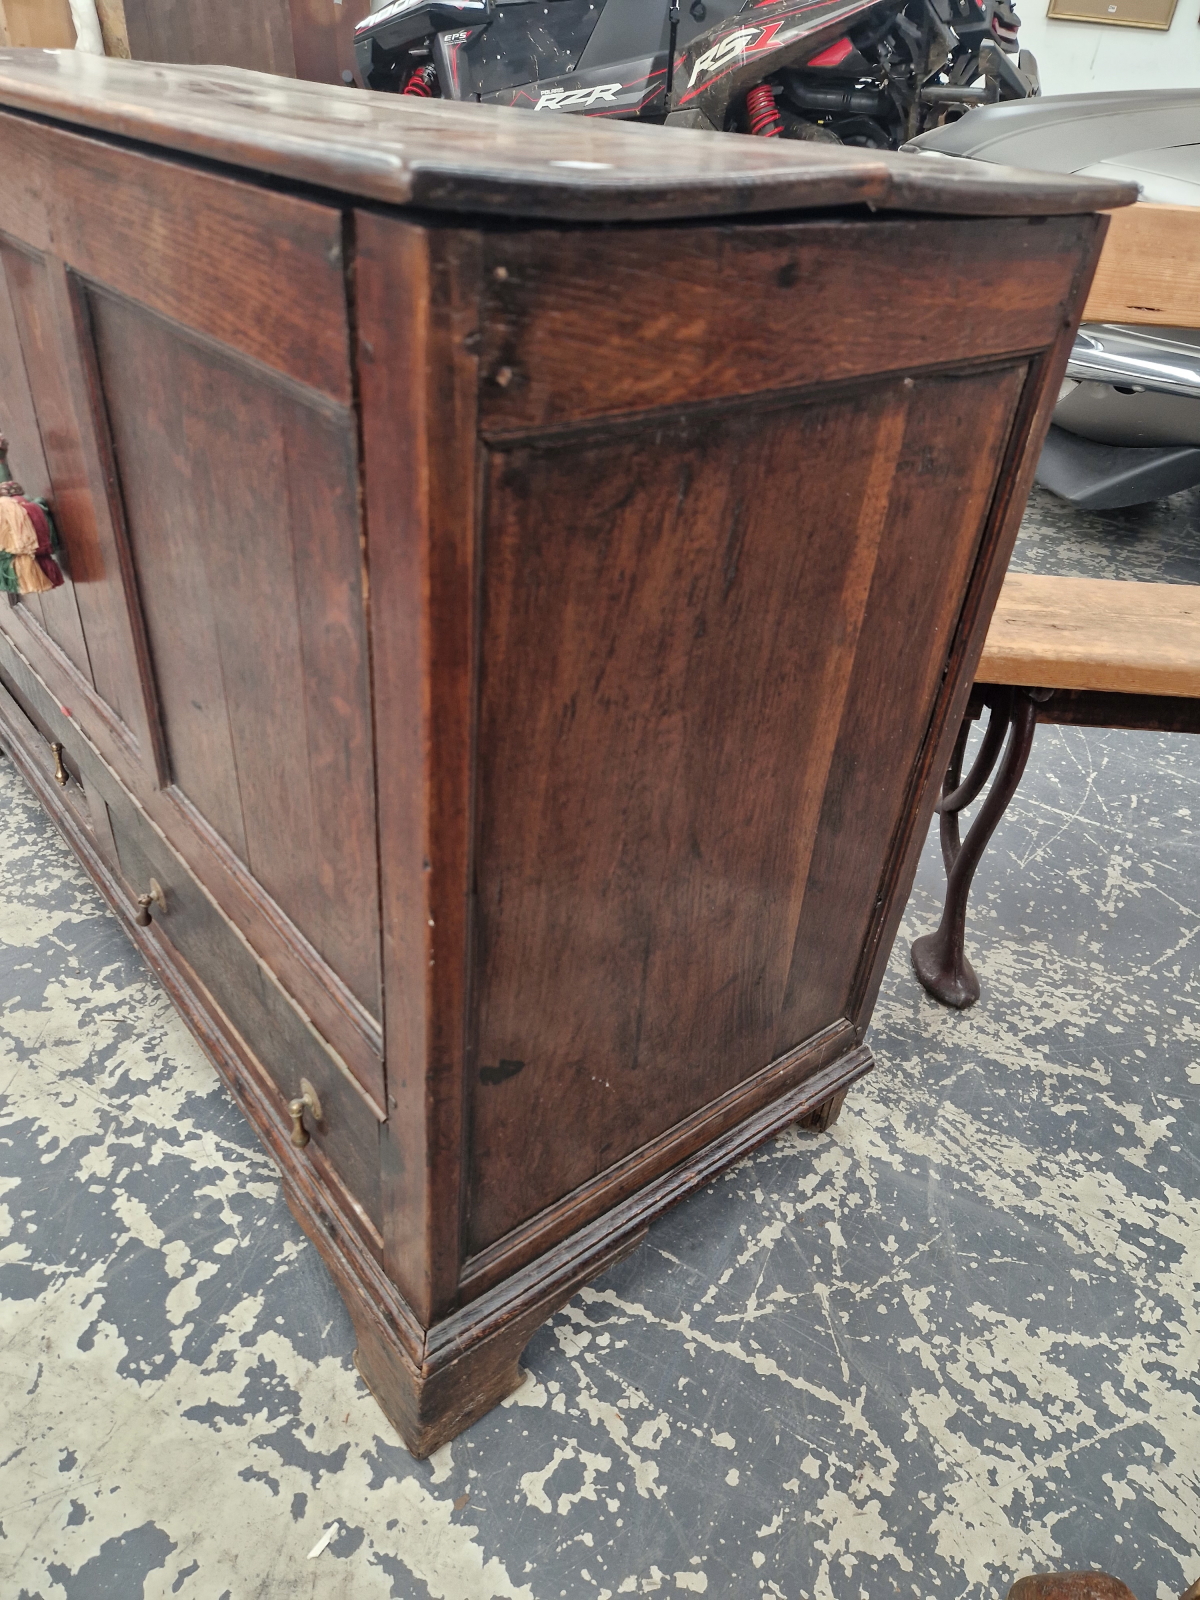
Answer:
[{"left": 0, "top": 433, "right": 65, "bottom": 596}]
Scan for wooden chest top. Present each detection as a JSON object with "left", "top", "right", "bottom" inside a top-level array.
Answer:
[{"left": 0, "top": 47, "right": 1133, "bottom": 220}]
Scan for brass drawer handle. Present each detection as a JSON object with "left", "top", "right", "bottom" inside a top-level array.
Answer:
[
  {"left": 50, "top": 741, "right": 68, "bottom": 786},
  {"left": 134, "top": 878, "right": 166, "bottom": 927},
  {"left": 289, "top": 1078, "right": 322, "bottom": 1149}
]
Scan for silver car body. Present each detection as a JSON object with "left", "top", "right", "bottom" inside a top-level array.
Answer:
[{"left": 907, "top": 91, "right": 1200, "bottom": 508}]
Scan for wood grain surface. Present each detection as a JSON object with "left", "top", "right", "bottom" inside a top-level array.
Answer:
[
  {"left": 88, "top": 288, "right": 382, "bottom": 1023},
  {"left": 784, "top": 362, "right": 1029, "bottom": 1045},
  {"left": 1082, "top": 202, "right": 1200, "bottom": 328},
  {"left": 978, "top": 573, "right": 1200, "bottom": 696},
  {"left": 0, "top": 243, "right": 159, "bottom": 765},
  {"left": 0, "top": 51, "right": 1136, "bottom": 222},
  {"left": 465, "top": 365, "right": 1029, "bottom": 1253},
  {"left": 354, "top": 212, "right": 484, "bottom": 1326},
  {"left": 480, "top": 217, "right": 1087, "bottom": 432},
  {"left": 0, "top": 110, "right": 351, "bottom": 402}
]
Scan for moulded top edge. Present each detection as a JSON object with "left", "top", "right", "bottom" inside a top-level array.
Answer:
[{"left": 0, "top": 49, "right": 1137, "bottom": 222}]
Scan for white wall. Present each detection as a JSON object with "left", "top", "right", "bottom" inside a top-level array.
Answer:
[{"left": 1018, "top": 0, "right": 1200, "bottom": 94}]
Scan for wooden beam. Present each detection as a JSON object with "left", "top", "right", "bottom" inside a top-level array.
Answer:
[
  {"left": 95, "top": 0, "right": 130, "bottom": 57},
  {"left": 1082, "top": 201, "right": 1200, "bottom": 328},
  {"left": 978, "top": 573, "right": 1200, "bottom": 698}
]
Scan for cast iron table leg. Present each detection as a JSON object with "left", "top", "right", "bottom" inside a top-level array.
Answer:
[{"left": 911, "top": 685, "right": 1047, "bottom": 1009}]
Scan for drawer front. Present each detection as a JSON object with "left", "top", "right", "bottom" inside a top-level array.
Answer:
[
  {"left": 102, "top": 792, "right": 385, "bottom": 1237},
  {"left": 0, "top": 659, "right": 113, "bottom": 860},
  {"left": 0, "top": 647, "right": 384, "bottom": 1239}
]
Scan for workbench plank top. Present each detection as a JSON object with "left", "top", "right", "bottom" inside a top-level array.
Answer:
[
  {"left": 1081, "top": 202, "right": 1200, "bottom": 328},
  {"left": 0, "top": 49, "right": 1136, "bottom": 221},
  {"left": 978, "top": 572, "right": 1200, "bottom": 698}
]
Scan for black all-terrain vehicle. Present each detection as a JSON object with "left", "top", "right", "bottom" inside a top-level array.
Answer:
[{"left": 354, "top": 0, "right": 1039, "bottom": 150}]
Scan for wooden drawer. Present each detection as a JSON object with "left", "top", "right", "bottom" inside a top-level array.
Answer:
[
  {"left": 0, "top": 647, "right": 384, "bottom": 1245},
  {"left": 102, "top": 793, "right": 384, "bottom": 1234},
  {"left": 0, "top": 653, "right": 110, "bottom": 857}
]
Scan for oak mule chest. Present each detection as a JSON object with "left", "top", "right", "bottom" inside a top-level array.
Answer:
[{"left": 0, "top": 50, "right": 1129, "bottom": 1453}]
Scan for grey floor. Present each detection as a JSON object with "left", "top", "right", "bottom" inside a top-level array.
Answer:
[{"left": 2, "top": 485, "right": 1199, "bottom": 1600}]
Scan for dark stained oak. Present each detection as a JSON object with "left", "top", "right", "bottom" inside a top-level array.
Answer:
[
  {"left": 122, "top": 0, "right": 370, "bottom": 87},
  {"left": 0, "top": 110, "right": 351, "bottom": 401},
  {"left": 477, "top": 220, "right": 1085, "bottom": 433},
  {"left": 286, "top": 0, "right": 371, "bottom": 87},
  {"left": 88, "top": 291, "right": 382, "bottom": 1023},
  {"left": 354, "top": 212, "right": 484, "bottom": 1328},
  {"left": 0, "top": 52, "right": 1135, "bottom": 222},
  {"left": 785, "top": 362, "right": 1029, "bottom": 1041},
  {"left": 468, "top": 389, "right": 911, "bottom": 1249},
  {"left": 0, "top": 52, "right": 1126, "bottom": 1456},
  {"left": 0, "top": 242, "right": 158, "bottom": 763}
]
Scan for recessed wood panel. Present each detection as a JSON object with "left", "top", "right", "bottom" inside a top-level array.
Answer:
[
  {"left": 0, "top": 243, "right": 47, "bottom": 494},
  {"left": 0, "top": 244, "right": 92, "bottom": 680},
  {"left": 88, "top": 290, "right": 382, "bottom": 1023},
  {"left": 468, "top": 383, "right": 922, "bottom": 1251},
  {"left": 0, "top": 239, "right": 57, "bottom": 650},
  {"left": 783, "top": 364, "right": 1028, "bottom": 1043}
]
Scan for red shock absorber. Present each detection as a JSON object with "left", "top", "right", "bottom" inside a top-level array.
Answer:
[
  {"left": 403, "top": 63, "right": 438, "bottom": 96},
  {"left": 746, "top": 82, "right": 784, "bottom": 137}
]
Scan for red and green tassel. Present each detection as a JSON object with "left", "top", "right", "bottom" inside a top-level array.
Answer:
[{"left": 0, "top": 433, "right": 64, "bottom": 596}]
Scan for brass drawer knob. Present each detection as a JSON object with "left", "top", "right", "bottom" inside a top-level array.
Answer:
[
  {"left": 289, "top": 1078, "right": 322, "bottom": 1149},
  {"left": 134, "top": 878, "right": 166, "bottom": 927},
  {"left": 50, "top": 741, "right": 68, "bottom": 786}
]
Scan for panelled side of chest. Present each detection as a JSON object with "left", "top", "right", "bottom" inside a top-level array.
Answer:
[{"left": 356, "top": 207, "right": 1101, "bottom": 1321}]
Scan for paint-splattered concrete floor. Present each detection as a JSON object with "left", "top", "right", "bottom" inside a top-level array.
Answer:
[{"left": 2, "top": 485, "right": 1199, "bottom": 1600}]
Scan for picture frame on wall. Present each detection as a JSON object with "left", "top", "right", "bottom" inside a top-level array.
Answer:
[{"left": 1045, "top": 0, "right": 1177, "bottom": 27}]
